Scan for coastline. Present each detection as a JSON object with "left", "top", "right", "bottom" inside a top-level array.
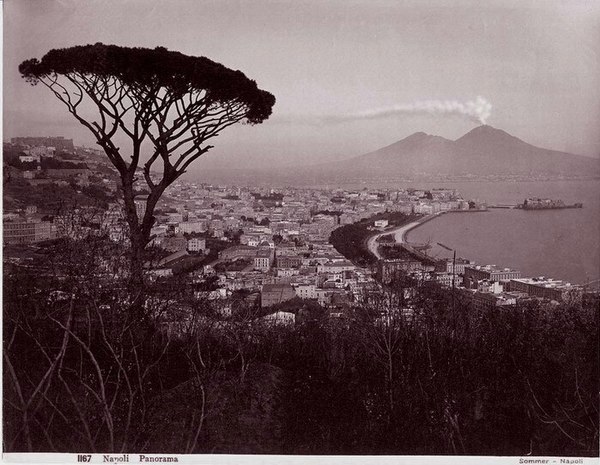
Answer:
[
  {"left": 393, "top": 213, "right": 442, "bottom": 244},
  {"left": 358, "top": 178, "right": 599, "bottom": 286},
  {"left": 391, "top": 210, "right": 489, "bottom": 246},
  {"left": 366, "top": 213, "right": 442, "bottom": 260}
]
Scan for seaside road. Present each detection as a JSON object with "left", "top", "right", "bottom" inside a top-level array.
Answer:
[{"left": 366, "top": 214, "right": 440, "bottom": 261}]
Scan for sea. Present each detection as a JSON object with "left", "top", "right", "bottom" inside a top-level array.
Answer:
[{"left": 401, "top": 179, "right": 600, "bottom": 286}]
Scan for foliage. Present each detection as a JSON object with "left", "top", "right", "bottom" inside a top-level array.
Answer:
[
  {"left": 4, "top": 177, "right": 109, "bottom": 213},
  {"left": 214, "top": 258, "right": 250, "bottom": 272},
  {"left": 20, "top": 44, "right": 275, "bottom": 124},
  {"left": 40, "top": 158, "right": 88, "bottom": 170},
  {"left": 3, "top": 236, "right": 598, "bottom": 455},
  {"left": 378, "top": 244, "right": 416, "bottom": 260},
  {"left": 330, "top": 212, "right": 416, "bottom": 267},
  {"left": 316, "top": 209, "right": 342, "bottom": 216},
  {"left": 267, "top": 296, "right": 327, "bottom": 317},
  {"left": 281, "top": 284, "right": 599, "bottom": 455}
]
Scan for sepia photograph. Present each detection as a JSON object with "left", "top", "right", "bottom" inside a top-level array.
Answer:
[{"left": 2, "top": 0, "right": 599, "bottom": 463}]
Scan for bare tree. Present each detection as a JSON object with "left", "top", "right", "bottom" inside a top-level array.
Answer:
[{"left": 354, "top": 282, "right": 410, "bottom": 421}]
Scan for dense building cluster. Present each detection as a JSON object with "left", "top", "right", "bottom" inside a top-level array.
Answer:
[{"left": 3, "top": 137, "right": 589, "bottom": 319}]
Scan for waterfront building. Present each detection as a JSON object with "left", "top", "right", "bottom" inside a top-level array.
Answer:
[
  {"left": 476, "top": 279, "right": 504, "bottom": 294},
  {"left": 413, "top": 203, "right": 434, "bottom": 214},
  {"left": 522, "top": 198, "right": 565, "bottom": 209},
  {"left": 434, "top": 272, "right": 462, "bottom": 287},
  {"left": 507, "top": 278, "right": 583, "bottom": 302},
  {"left": 443, "top": 257, "right": 472, "bottom": 275},
  {"left": 463, "top": 265, "right": 521, "bottom": 288},
  {"left": 458, "top": 200, "right": 470, "bottom": 210}
]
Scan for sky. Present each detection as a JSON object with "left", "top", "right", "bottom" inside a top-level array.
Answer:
[{"left": 4, "top": 0, "right": 600, "bottom": 175}]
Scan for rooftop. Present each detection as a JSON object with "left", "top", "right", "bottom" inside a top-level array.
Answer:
[
  {"left": 467, "top": 264, "right": 519, "bottom": 273},
  {"left": 262, "top": 283, "right": 294, "bottom": 292},
  {"left": 511, "top": 277, "right": 576, "bottom": 289}
]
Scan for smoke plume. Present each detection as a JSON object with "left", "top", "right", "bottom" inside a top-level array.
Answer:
[{"left": 326, "top": 96, "right": 492, "bottom": 125}]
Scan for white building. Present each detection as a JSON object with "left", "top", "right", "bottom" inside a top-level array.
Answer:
[
  {"left": 246, "top": 236, "right": 261, "bottom": 247},
  {"left": 179, "top": 221, "right": 207, "bottom": 234},
  {"left": 413, "top": 203, "right": 434, "bottom": 214},
  {"left": 476, "top": 280, "right": 504, "bottom": 294},
  {"left": 148, "top": 268, "right": 173, "bottom": 279},
  {"left": 134, "top": 196, "right": 148, "bottom": 220},
  {"left": 316, "top": 289, "right": 331, "bottom": 306},
  {"left": 187, "top": 237, "right": 206, "bottom": 252},
  {"left": 19, "top": 154, "right": 39, "bottom": 163},
  {"left": 259, "top": 311, "right": 295, "bottom": 327},
  {"left": 166, "top": 212, "right": 184, "bottom": 223},
  {"left": 316, "top": 261, "right": 356, "bottom": 274},
  {"left": 295, "top": 284, "right": 317, "bottom": 299},
  {"left": 26, "top": 146, "right": 55, "bottom": 157},
  {"left": 277, "top": 268, "right": 299, "bottom": 278},
  {"left": 254, "top": 250, "right": 272, "bottom": 272}
]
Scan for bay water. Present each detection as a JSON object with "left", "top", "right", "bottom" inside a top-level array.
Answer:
[{"left": 403, "top": 179, "right": 599, "bottom": 285}]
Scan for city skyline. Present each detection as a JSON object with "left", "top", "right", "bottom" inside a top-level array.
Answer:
[{"left": 4, "top": 0, "right": 600, "bottom": 175}]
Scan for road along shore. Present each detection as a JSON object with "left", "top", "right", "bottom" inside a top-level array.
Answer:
[{"left": 366, "top": 213, "right": 441, "bottom": 260}]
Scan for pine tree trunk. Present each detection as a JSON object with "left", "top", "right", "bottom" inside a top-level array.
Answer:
[{"left": 121, "top": 177, "right": 146, "bottom": 289}]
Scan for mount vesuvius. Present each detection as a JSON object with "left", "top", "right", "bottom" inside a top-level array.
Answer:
[{"left": 315, "top": 125, "right": 600, "bottom": 179}]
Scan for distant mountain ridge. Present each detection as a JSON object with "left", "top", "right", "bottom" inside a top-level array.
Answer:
[
  {"left": 193, "top": 125, "right": 599, "bottom": 186},
  {"left": 329, "top": 125, "right": 600, "bottom": 178}
]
